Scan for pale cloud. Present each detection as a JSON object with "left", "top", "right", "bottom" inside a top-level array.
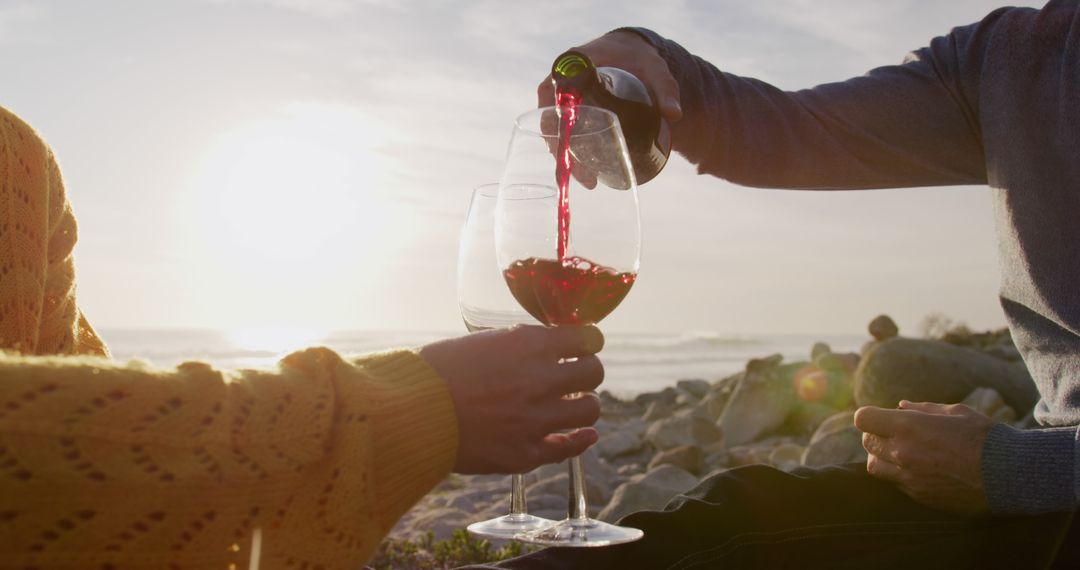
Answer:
[
  {"left": 751, "top": 0, "right": 916, "bottom": 62},
  {"left": 749, "top": 0, "right": 1044, "bottom": 69},
  {"left": 0, "top": 1, "right": 46, "bottom": 45},
  {"left": 201, "top": 0, "right": 404, "bottom": 17}
]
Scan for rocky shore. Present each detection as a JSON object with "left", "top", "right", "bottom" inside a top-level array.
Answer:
[{"left": 384, "top": 315, "right": 1036, "bottom": 544}]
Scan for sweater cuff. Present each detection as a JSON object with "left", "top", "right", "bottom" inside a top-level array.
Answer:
[
  {"left": 981, "top": 422, "right": 1078, "bottom": 514},
  {"left": 353, "top": 350, "right": 459, "bottom": 529}
]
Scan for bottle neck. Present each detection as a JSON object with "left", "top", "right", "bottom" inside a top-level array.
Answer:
[{"left": 551, "top": 50, "right": 598, "bottom": 97}]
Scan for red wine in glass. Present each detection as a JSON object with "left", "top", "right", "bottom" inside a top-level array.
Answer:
[{"left": 503, "top": 256, "right": 636, "bottom": 327}]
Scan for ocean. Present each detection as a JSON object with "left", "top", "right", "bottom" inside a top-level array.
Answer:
[{"left": 99, "top": 329, "right": 867, "bottom": 398}]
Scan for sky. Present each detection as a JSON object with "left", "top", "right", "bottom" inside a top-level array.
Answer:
[{"left": 0, "top": 0, "right": 1044, "bottom": 337}]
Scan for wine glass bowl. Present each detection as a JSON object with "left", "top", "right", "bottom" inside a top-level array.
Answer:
[
  {"left": 497, "top": 106, "right": 641, "bottom": 330},
  {"left": 497, "top": 185, "right": 637, "bottom": 328},
  {"left": 458, "top": 185, "right": 537, "bottom": 333}
]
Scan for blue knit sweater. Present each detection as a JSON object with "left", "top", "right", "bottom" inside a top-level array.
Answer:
[{"left": 627, "top": 0, "right": 1080, "bottom": 515}]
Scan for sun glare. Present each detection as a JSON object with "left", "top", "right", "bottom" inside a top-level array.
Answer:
[
  {"left": 188, "top": 102, "right": 395, "bottom": 264},
  {"left": 227, "top": 326, "right": 328, "bottom": 354},
  {"left": 180, "top": 102, "right": 410, "bottom": 328}
]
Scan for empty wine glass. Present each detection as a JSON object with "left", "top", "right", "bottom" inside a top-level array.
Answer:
[
  {"left": 458, "top": 183, "right": 556, "bottom": 539},
  {"left": 495, "top": 106, "right": 643, "bottom": 546}
]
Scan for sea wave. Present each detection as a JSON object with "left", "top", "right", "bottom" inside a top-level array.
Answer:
[
  {"left": 603, "top": 331, "right": 763, "bottom": 352},
  {"left": 98, "top": 328, "right": 864, "bottom": 395}
]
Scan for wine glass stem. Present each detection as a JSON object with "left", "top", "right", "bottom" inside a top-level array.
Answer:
[
  {"left": 509, "top": 473, "right": 527, "bottom": 516},
  {"left": 568, "top": 455, "right": 589, "bottom": 521}
]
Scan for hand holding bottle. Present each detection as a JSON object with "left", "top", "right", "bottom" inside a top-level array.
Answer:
[
  {"left": 538, "top": 30, "right": 683, "bottom": 123},
  {"left": 543, "top": 31, "right": 676, "bottom": 185}
]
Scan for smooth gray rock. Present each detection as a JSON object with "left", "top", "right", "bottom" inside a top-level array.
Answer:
[
  {"left": 810, "top": 342, "right": 832, "bottom": 360},
  {"left": 704, "top": 447, "right": 731, "bottom": 471},
  {"left": 595, "top": 418, "right": 647, "bottom": 459},
  {"left": 697, "top": 390, "right": 730, "bottom": 421},
  {"left": 677, "top": 379, "right": 712, "bottom": 399},
  {"left": 675, "top": 391, "right": 700, "bottom": 407},
  {"left": 813, "top": 351, "right": 859, "bottom": 375},
  {"left": 527, "top": 448, "right": 617, "bottom": 489},
  {"left": 635, "top": 386, "right": 678, "bottom": 408},
  {"left": 962, "top": 387, "right": 1017, "bottom": 423},
  {"left": 855, "top": 337, "right": 1039, "bottom": 413},
  {"left": 597, "top": 481, "right": 678, "bottom": 523},
  {"left": 746, "top": 354, "right": 784, "bottom": 374},
  {"left": 712, "top": 372, "right": 742, "bottom": 391},
  {"left": 582, "top": 447, "right": 619, "bottom": 484},
  {"left": 728, "top": 441, "right": 781, "bottom": 467},
  {"left": 527, "top": 471, "right": 612, "bottom": 505},
  {"left": 786, "top": 401, "right": 840, "bottom": 437},
  {"left": 462, "top": 473, "right": 509, "bottom": 488},
  {"left": 642, "top": 399, "right": 680, "bottom": 422},
  {"left": 599, "top": 390, "right": 633, "bottom": 413},
  {"left": 446, "top": 488, "right": 499, "bottom": 512},
  {"left": 597, "top": 465, "right": 699, "bottom": 523},
  {"left": 647, "top": 444, "right": 705, "bottom": 476},
  {"left": 868, "top": 314, "right": 900, "bottom": 340},
  {"left": 645, "top": 408, "right": 723, "bottom": 450},
  {"left": 801, "top": 411, "right": 867, "bottom": 467},
  {"left": 634, "top": 464, "right": 700, "bottom": 494},
  {"left": 716, "top": 365, "right": 797, "bottom": 447},
  {"left": 593, "top": 418, "right": 617, "bottom": 435},
  {"left": 769, "top": 443, "right": 805, "bottom": 472},
  {"left": 985, "top": 342, "right": 1022, "bottom": 362}
]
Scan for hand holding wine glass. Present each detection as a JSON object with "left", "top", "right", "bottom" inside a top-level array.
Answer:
[
  {"left": 419, "top": 325, "right": 603, "bottom": 474},
  {"left": 455, "top": 183, "right": 613, "bottom": 538}
]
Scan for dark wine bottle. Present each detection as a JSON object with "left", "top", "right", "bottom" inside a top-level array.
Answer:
[{"left": 551, "top": 50, "right": 671, "bottom": 185}]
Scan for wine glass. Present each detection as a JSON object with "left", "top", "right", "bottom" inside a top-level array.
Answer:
[
  {"left": 495, "top": 105, "right": 643, "bottom": 546},
  {"left": 458, "top": 183, "right": 557, "bottom": 539}
]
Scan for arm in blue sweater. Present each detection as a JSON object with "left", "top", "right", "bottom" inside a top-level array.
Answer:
[{"left": 615, "top": 9, "right": 1078, "bottom": 515}]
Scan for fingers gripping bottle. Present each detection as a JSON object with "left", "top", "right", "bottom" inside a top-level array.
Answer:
[{"left": 551, "top": 50, "right": 671, "bottom": 185}]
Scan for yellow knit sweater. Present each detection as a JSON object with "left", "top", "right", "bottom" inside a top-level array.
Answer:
[{"left": 0, "top": 107, "right": 460, "bottom": 568}]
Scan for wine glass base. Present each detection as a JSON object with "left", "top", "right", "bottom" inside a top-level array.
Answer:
[
  {"left": 517, "top": 517, "right": 643, "bottom": 547},
  {"left": 467, "top": 513, "right": 555, "bottom": 540}
]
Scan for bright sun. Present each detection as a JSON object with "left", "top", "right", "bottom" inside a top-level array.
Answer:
[
  {"left": 180, "top": 102, "right": 406, "bottom": 329},
  {"left": 227, "top": 326, "right": 327, "bottom": 354}
]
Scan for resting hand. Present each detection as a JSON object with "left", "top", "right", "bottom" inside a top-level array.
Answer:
[
  {"left": 420, "top": 325, "right": 604, "bottom": 474},
  {"left": 537, "top": 29, "right": 683, "bottom": 122},
  {"left": 854, "top": 400, "right": 995, "bottom": 515}
]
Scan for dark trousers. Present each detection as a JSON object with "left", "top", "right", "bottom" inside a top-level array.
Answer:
[{"left": 467, "top": 463, "right": 1077, "bottom": 570}]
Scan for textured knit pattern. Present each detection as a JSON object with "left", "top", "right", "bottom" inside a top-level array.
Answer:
[
  {"left": 0, "top": 348, "right": 458, "bottom": 569},
  {"left": 625, "top": 0, "right": 1080, "bottom": 515},
  {"left": 0, "top": 106, "right": 107, "bottom": 357},
  {"left": 0, "top": 107, "right": 461, "bottom": 567}
]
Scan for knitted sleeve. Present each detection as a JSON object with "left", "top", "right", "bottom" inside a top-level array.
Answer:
[
  {"left": 982, "top": 423, "right": 1078, "bottom": 514},
  {"left": 618, "top": 17, "right": 998, "bottom": 190},
  {"left": 0, "top": 106, "right": 108, "bottom": 357},
  {"left": 0, "top": 347, "right": 458, "bottom": 568}
]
